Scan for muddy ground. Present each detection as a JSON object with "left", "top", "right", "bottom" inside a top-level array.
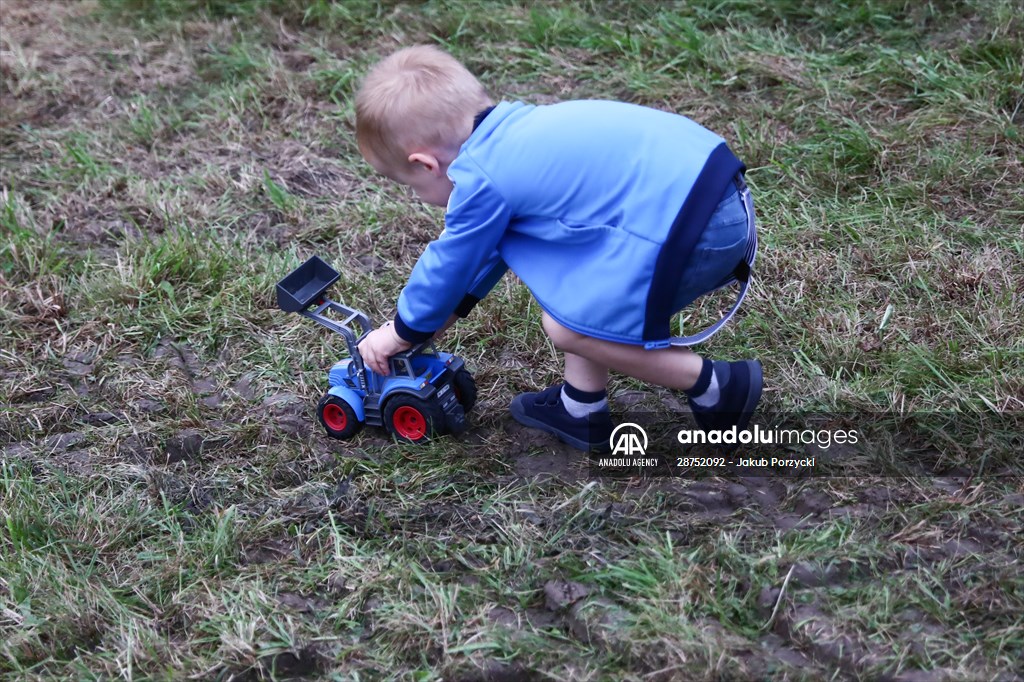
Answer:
[{"left": 2, "top": 1, "right": 1023, "bottom": 680}]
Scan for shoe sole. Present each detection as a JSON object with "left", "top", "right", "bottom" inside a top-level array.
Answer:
[{"left": 509, "top": 395, "right": 611, "bottom": 453}]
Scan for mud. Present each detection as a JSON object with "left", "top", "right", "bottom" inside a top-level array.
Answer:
[
  {"left": 232, "top": 645, "right": 325, "bottom": 681},
  {"left": 2, "top": 3, "right": 1021, "bottom": 678},
  {"left": 446, "top": 660, "right": 542, "bottom": 682},
  {"left": 4, "top": 366, "right": 1021, "bottom": 678},
  {"left": 161, "top": 427, "right": 228, "bottom": 464}
]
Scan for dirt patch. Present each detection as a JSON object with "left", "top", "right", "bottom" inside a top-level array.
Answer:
[
  {"left": 445, "top": 660, "right": 542, "bottom": 682},
  {"left": 769, "top": 600, "right": 889, "bottom": 676},
  {"left": 228, "top": 645, "right": 326, "bottom": 681},
  {"left": 260, "top": 391, "right": 315, "bottom": 441},
  {"left": 160, "top": 427, "right": 229, "bottom": 464},
  {"left": 261, "top": 141, "right": 354, "bottom": 199},
  {"left": 3, "top": 2, "right": 1021, "bottom": 679},
  {"left": 500, "top": 418, "right": 588, "bottom": 481}
]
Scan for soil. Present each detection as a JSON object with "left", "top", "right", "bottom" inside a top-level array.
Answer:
[{"left": 2, "top": 2, "right": 1022, "bottom": 679}]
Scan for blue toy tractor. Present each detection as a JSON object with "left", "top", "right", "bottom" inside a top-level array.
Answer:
[{"left": 276, "top": 256, "right": 476, "bottom": 443}]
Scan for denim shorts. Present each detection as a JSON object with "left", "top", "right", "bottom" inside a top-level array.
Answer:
[{"left": 671, "top": 182, "right": 752, "bottom": 312}]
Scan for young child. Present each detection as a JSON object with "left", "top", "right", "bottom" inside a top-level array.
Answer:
[{"left": 354, "top": 44, "right": 762, "bottom": 451}]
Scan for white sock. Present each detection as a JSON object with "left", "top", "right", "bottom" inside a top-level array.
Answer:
[
  {"left": 691, "top": 372, "right": 720, "bottom": 408},
  {"left": 561, "top": 387, "right": 608, "bottom": 418}
]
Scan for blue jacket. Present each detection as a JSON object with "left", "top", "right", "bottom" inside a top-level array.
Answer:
[{"left": 394, "top": 100, "right": 745, "bottom": 346}]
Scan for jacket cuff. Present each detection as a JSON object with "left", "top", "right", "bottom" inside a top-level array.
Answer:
[
  {"left": 454, "top": 294, "right": 481, "bottom": 318},
  {"left": 393, "top": 313, "right": 434, "bottom": 344}
]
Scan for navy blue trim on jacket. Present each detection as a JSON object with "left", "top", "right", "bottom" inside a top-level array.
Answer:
[
  {"left": 454, "top": 294, "right": 481, "bottom": 317},
  {"left": 642, "top": 143, "right": 745, "bottom": 343},
  {"left": 473, "top": 106, "right": 496, "bottom": 131},
  {"left": 394, "top": 291, "right": 482, "bottom": 341},
  {"left": 394, "top": 314, "right": 433, "bottom": 343}
]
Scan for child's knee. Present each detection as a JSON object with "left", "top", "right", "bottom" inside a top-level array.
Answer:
[{"left": 541, "top": 312, "right": 585, "bottom": 352}]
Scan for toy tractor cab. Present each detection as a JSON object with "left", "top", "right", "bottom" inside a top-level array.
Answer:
[{"left": 276, "top": 256, "right": 476, "bottom": 443}]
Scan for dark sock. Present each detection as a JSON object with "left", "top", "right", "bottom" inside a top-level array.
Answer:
[
  {"left": 561, "top": 382, "right": 608, "bottom": 418},
  {"left": 563, "top": 382, "right": 607, "bottom": 403},
  {"left": 684, "top": 359, "right": 714, "bottom": 399}
]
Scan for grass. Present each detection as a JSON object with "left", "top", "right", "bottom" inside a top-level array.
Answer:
[{"left": 2, "top": 0, "right": 1023, "bottom": 679}]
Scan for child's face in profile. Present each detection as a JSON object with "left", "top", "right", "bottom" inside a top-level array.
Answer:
[
  {"left": 395, "top": 163, "right": 453, "bottom": 208},
  {"left": 367, "top": 150, "right": 454, "bottom": 209}
]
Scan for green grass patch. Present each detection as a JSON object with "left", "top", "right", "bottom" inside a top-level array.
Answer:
[{"left": 1, "top": 0, "right": 1021, "bottom": 679}]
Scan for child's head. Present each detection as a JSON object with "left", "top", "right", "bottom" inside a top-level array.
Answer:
[{"left": 356, "top": 45, "right": 492, "bottom": 205}]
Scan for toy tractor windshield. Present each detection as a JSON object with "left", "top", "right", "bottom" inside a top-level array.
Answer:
[{"left": 390, "top": 357, "right": 416, "bottom": 379}]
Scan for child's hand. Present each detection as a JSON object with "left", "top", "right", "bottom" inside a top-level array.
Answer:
[{"left": 357, "top": 322, "right": 412, "bottom": 376}]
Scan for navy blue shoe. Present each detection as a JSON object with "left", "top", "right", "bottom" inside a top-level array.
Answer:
[
  {"left": 688, "top": 360, "right": 763, "bottom": 433},
  {"left": 510, "top": 385, "right": 613, "bottom": 452}
]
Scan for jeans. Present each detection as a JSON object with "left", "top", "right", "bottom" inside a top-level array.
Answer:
[{"left": 672, "top": 182, "right": 753, "bottom": 312}]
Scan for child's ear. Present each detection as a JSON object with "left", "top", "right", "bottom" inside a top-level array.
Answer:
[{"left": 407, "top": 152, "right": 441, "bottom": 174}]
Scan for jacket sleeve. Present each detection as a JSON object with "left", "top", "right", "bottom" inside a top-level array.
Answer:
[
  {"left": 454, "top": 252, "right": 508, "bottom": 317},
  {"left": 394, "top": 156, "right": 511, "bottom": 342}
]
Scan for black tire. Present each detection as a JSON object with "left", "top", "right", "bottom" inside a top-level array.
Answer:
[
  {"left": 383, "top": 394, "right": 445, "bottom": 444},
  {"left": 317, "top": 394, "right": 363, "bottom": 440},
  {"left": 452, "top": 368, "right": 477, "bottom": 413}
]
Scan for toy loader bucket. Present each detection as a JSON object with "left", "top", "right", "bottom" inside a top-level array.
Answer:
[{"left": 276, "top": 256, "right": 341, "bottom": 312}]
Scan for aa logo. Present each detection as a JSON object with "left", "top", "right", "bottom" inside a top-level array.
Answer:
[{"left": 609, "top": 423, "right": 648, "bottom": 456}]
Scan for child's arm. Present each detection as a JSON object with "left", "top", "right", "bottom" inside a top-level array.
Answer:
[
  {"left": 392, "top": 158, "right": 511, "bottom": 343},
  {"left": 362, "top": 254, "right": 506, "bottom": 375},
  {"left": 361, "top": 159, "right": 510, "bottom": 374},
  {"left": 456, "top": 253, "right": 508, "bottom": 317}
]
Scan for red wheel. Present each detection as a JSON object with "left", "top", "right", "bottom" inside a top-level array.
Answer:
[
  {"left": 383, "top": 394, "right": 444, "bottom": 444},
  {"left": 393, "top": 406, "right": 427, "bottom": 440},
  {"left": 317, "top": 394, "right": 363, "bottom": 440},
  {"left": 323, "top": 402, "right": 348, "bottom": 431}
]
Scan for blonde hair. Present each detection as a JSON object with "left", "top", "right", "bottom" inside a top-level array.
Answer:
[{"left": 355, "top": 45, "right": 492, "bottom": 170}]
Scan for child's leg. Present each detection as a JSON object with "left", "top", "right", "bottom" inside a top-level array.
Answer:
[
  {"left": 511, "top": 313, "right": 762, "bottom": 448},
  {"left": 508, "top": 319, "right": 616, "bottom": 450},
  {"left": 545, "top": 313, "right": 703, "bottom": 390},
  {"left": 509, "top": 314, "right": 706, "bottom": 452},
  {"left": 563, "top": 352, "right": 607, "bottom": 392}
]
